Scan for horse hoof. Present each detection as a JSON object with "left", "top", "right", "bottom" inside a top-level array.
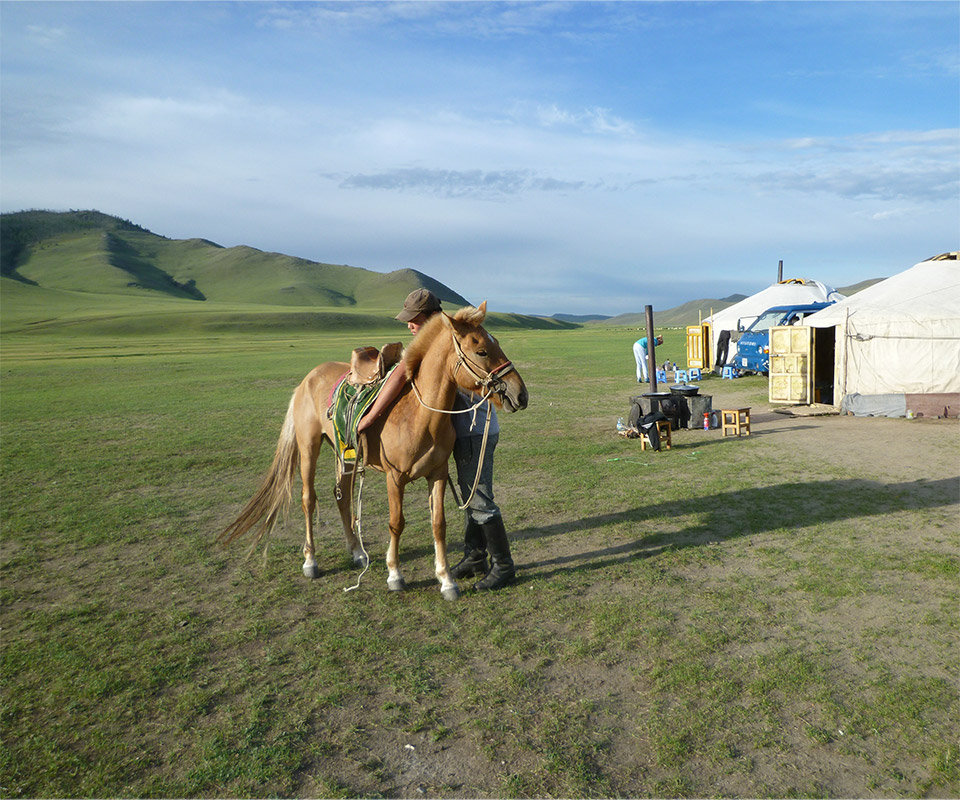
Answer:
[
  {"left": 441, "top": 584, "right": 462, "bottom": 601},
  {"left": 303, "top": 563, "right": 320, "bottom": 579},
  {"left": 387, "top": 576, "right": 407, "bottom": 592},
  {"left": 352, "top": 550, "right": 369, "bottom": 568}
]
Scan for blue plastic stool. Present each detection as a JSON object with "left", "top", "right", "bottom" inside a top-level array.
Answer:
[
  {"left": 674, "top": 369, "right": 688, "bottom": 383},
  {"left": 655, "top": 369, "right": 667, "bottom": 383},
  {"left": 722, "top": 366, "right": 735, "bottom": 379},
  {"left": 687, "top": 368, "right": 701, "bottom": 381}
]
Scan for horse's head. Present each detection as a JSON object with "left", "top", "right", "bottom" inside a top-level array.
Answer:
[{"left": 441, "top": 301, "right": 528, "bottom": 413}]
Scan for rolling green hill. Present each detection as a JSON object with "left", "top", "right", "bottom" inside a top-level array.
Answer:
[
  {"left": 0, "top": 210, "right": 575, "bottom": 335},
  {"left": 596, "top": 294, "right": 749, "bottom": 329},
  {"left": 1, "top": 210, "right": 470, "bottom": 309},
  {"left": 552, "top": 313, "right": 612, "bottom": 323},
  {"left": 599, "top": 275, "right": 887, "bottom": 330},
  {"left": 837, "top": 277, "right": 884, "bottom": 295},
  {"left": 2, "top": 210, "right": 885, "bottom": 338}
]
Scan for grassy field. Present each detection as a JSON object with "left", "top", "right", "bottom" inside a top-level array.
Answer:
[{"left": 1, "top": 314, "right": 958, "bottom": 798}]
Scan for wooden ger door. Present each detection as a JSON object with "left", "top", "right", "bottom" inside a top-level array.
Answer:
[
  {"left": 686, "top": 324, "right": 710, "bottom": 370},
  {"left": 769, "top": 325, "right": 813, "bottom": 404}
]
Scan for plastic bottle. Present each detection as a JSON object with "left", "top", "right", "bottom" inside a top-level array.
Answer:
[
  {"left": 617, "top": 417, "right": 626, "bottom": 432},
  {"left": 703, "top": 412, "right": 710, "bottom": 430}
]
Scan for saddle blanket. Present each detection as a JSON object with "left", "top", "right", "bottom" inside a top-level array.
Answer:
[{"left": 331, "top": 362, "right": 400, "bottom": 465}]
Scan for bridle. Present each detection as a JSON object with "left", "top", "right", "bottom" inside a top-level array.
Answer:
[
  {"left": 346, "top": 323, "right": 520, "bottom": 591},
  {"left": 449, "top": 328, "right": 516, "bottom": 398},
  {"left": 411, "top": 328, "right": 515, "bottom": 412},
  {"left": 409, "top": 327, "right": 516, "bottom": 511}
]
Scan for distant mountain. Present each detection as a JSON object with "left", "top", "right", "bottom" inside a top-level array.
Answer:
[
  {"left": 591, "top": 278, "right": 888, "bottom": 328},
  {"left": 594, "top": 294, "right": 749, "bottom": 328},
  {"left": 4, "top": 211, "right": 887, "bottom": 332},
  {"left": 837, "top": 278, "right": 884, "bottom": 295},
  {"left": 0, "top": 209, "right": 471, "bottom": 309},
  {"left": 552, "top": 313, "right": 612, "bottom": 323}
]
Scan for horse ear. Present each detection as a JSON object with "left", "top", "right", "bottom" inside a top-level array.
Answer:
[
  {"left": 476, "top": 301, "right": 487, "bottom": 322},
  {"left": 440, "top": 312, "right": 455, "bottom": 331}
]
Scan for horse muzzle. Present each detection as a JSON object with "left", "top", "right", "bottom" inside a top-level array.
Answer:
[
  {"left": 474, "top": 360, "right": 527, "bottom": 413},
  {"left": 497, "top": 375, "right": 528, "bottom": 413}
]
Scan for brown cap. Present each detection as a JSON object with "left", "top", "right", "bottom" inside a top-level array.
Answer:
[{"left": 396, "top": 288, "right": 442, "bottom": 322}]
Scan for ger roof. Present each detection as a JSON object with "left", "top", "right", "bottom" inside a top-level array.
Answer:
[{"left": 806, "top": 253, "right": 960, "bottom": 328}]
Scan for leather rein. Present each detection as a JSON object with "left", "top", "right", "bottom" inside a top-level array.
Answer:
[
  {"left": 411, "top": 328, "right": 515, "bottom": 412},
  {"left": 410, "top": 328, "right": 515, "bottom": 510}
]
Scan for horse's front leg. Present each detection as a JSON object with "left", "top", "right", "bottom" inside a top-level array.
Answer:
[
  {"left": 430, "top": 472, "right": 460, "bottom": 601},
  {"left": 385, "top": 475, "right": 407, "bottom": 591}
]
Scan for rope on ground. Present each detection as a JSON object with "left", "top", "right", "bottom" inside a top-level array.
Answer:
[{"left": 343, "top": 439, "right": 371, "bottom": 593}]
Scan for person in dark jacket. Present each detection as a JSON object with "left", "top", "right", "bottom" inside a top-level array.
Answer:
[
  {"left": 360, "top": 289, "right": 515, "bottom": 590},
  {"left": 715, "top": 329, "right": 731, "bottom": 372}
]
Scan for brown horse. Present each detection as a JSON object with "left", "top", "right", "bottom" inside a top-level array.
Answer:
[{"left": 218, "top": 302, "right": 528, "bottom": 600}]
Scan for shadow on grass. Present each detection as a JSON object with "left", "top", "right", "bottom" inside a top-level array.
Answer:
[
  {"left": 316, "top": 476, "right": 957, "bottom": 590},
  {"left": 614, "top": 423, "right": 821, "bottom": 454},
  {"left": 509, "top": 476, "right": 959, "bottom": 577}
]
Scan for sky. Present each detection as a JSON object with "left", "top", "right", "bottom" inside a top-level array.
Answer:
[{"left": 2, "top": 1, "right": 958, "bottom": 316}]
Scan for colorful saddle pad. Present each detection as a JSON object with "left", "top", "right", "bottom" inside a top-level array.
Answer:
[{"left": 331, "top": 363, "right": 400, "bottom": 466}]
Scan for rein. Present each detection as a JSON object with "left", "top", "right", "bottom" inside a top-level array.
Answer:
[
  {"left": 342, "top": 434, "right": 370, "bottom": 593},
  {"left": 410, "top": 329, "right": 511, "bottom": 511},
  {"left": 343, "top": 326, "right": 511, "bottom": 591},
  {"left": 410, "top": 380, "right": 493, "bottom": 511}
]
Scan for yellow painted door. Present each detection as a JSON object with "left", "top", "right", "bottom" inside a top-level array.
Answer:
[
  {"left": 769, "top": 325, "right": 813, "bottom": 404},
  {"left": 686, "top": 325, "right": 710, "bottom": 369}
]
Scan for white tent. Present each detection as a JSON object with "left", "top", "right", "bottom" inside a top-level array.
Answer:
[
  {"left": 806, "top": 253, "right": 960, "bottom": 399},
  {"left": 704, "top": 279, "right": 844, "bottom": 364}
]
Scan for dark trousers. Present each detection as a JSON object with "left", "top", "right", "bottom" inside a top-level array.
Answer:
[{"left": 715, "top": 330, "right": 731, "bottom": 368}]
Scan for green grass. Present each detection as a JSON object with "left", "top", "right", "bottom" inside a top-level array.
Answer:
[{"left": 1, "top": 307, "right": 958, "bottom": 798}]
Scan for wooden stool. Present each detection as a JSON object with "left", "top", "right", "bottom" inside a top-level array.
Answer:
[
  {"left": 640, "top": 419, "right": 672, "bottom": 450},
  {"left": 720, "top": 408, "right": 751, "bottom": 437}
]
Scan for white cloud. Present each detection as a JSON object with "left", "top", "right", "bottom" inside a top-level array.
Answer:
[
  {"left": 25, "top": 24, "right": 67, "bottom": 48},
  {"left": 5, "top": 84, "right": 955, "bottom": 315},
  {"left": 2, "top": 1, "right": 956, "bottom": 315},
  {"left": 339, "top": 167, "right": 585, "bottom": 198},
  {"left": 257, "top": 1, "right": 590, "bottom": 39},
  {"left": 753, "top": 166, "right": 958, "bottom": 202},
  {"left": 54, "top": 91, "right": 259, "bottom": 143},
  {"left": 534, "top": 104, "right": 636, "bottom": 136}
]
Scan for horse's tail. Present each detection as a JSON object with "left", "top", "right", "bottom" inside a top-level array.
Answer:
[{"left": 218, "top": 393, "right": 300, "bottom": 548}]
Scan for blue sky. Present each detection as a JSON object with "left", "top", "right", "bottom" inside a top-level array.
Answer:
[{"left": 2, "top": 1, "right": 957, "bottom": 315}]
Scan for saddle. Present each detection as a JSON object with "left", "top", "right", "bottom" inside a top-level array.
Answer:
[
  {"left": 346, "top": 342, "right": 404, "bottom": 387},
  {"left": 330, "top": 342, "right": 404, "bottom": 470}
]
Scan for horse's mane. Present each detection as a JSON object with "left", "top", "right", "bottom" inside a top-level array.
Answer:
[
  {"left": 453, "top": 304, "right": 486, "bottom": 326},
  {"left": 404, "top": 305, "right": 486, "bottom": 380}
]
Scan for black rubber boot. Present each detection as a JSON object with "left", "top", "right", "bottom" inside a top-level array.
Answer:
[
  {"left": 450, "top": 517, "right": 488, "bottom": 580},
  {"left": 473, "top": 516, "right": 515, "bottom": 591}
]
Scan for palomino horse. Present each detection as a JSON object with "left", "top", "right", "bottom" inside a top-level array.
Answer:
[{"left": 218, "top": 302, "right": 528, "bottom": 600}]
